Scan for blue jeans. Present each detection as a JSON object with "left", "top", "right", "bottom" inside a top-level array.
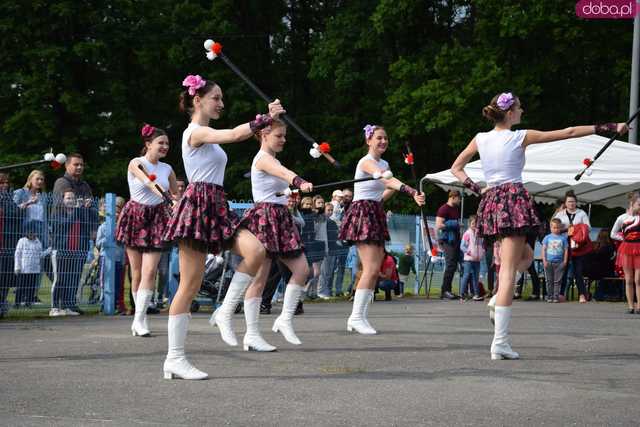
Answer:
[{"left": 460, "top": 261, "right": 480, "bottom": 297}]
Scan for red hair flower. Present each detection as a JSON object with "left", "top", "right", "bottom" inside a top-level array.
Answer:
[
  {"left": 318, "top": 142, "right": 331, "bottom": 153},
  {"left": 583, "top": 158, "right": 593, "bottom": 167},
  {"left": 404, "top": 153, "right": 414, "bottom": 165},
  {"left": 212, "top": 42, "right": 223, "bottom": 55},
  {"left": 141, "top": 124, "right": 155, "bottom": 138},
  {"left": 148, "top": 173, "right": 157, "bottom": 182}
]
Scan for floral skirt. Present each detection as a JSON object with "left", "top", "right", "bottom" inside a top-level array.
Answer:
[
  {"left": 163, "top": 182, "right": 244, "bottom": 254},
  {"left": 242, "top": 202, "right": 303, "bottom": 258},
  {"left": 116, "top": 200, "right": 171, "bottom": 251},
  {"left": 477, "top": 182, "right": 541, "bottom": 241},
  {"left": 338, "top": 200, "right": 389, "bottom": 245}
]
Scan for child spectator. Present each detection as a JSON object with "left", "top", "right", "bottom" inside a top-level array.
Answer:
[
  {"left": 398, "top": 244, "right": 416, "bottom": 296},
  {"left": 542, "top": 218, "right": 569, "bottom": 303},
  {"left": 378, "top": 251, "right": 399, "bottom": 301},
  {"left": 459, "top": 215, "right": 485, "bottom": 301},
  {"left": 14, "top": 222, "right": 50, "bottom": 309}
]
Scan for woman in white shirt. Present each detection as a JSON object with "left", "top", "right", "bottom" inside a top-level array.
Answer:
[
  {"left": 552, "top": 191, "right": 591, "bottom": 303},
  {"left": 116, "top": 124, "right": 179, "bottom": 337},
  {"left": 239, "top": 119, "right": 313, "bottom": 350},
  {"left": 451, "top": 91, "right": 626, "bottom": 360},
  {"left": 162, "top": 75, "right": 284, "bottom": 380},
  {"left": 338, "top": 125, "right": 424, "bottom": 335}
]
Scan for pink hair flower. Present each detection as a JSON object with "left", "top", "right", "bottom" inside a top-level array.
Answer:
[
  {"left": 182, "top": 74, "right": 206, "bottom": 96},
  {"left": 141, "top": 124, "right": 155, "bottom": 137}
]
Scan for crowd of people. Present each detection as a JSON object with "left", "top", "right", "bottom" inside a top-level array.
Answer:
[{"left": 0, "top": 155, "right": 99, "bottom": 318}]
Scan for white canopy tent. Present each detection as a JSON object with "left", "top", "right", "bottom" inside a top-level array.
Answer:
[{"left": 421, "top": 134, "right": 640, "bottom": 210}]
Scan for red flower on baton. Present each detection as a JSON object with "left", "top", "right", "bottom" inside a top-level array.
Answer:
[
  {"left": 148, "top": 174, "right": 157, "bottom": 182},
  {"left": 583, "top": 158, "right": 593, "bottom": 167},
  {"left": 212, "top": 42, "right": 223, "bottom": 55},
  {"left": 404, "top": 152, "right": 414, "bottom": 165},
  {"left": 318, "top": 142, "right": 331, "bottom": 154}
]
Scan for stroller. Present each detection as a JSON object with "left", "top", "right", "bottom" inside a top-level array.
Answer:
[{"left": 187, "top": 251, "right": 236, "bottom": 313}]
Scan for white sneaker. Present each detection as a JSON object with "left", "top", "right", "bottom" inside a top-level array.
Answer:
[
  {"left": 317, "top": 293, "right": 331, "bottom": 300},
  {"left": 64, "top": 308, "right": 80, "bottom": 316},
  {"left": 49, "top": 308, "right": 65, "bottom": 317}
]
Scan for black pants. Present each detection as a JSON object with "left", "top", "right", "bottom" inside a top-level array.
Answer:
[
  {"left": 561, "top": 254, "right": 587, "bottom": 297},
  {"left": 53, "top": 252, "right": 85, "bottom": 309},
  {"left": 441, "top": 242, "right": 460, "bottom": 295},
  {"left": 483, "top": 249, "right": 495, "bottom": 293},
  {"left": 517, "top": 263, "right": 543, "bottom": 296},
  {"left": 15, "top": 273, "right": 39, "bottom": 305},
  {"left": 261, "top": 260, "right": 287, "bottom": 310},
  {"left": 0, "top": 251, "right": 15, "bottom": 311}
]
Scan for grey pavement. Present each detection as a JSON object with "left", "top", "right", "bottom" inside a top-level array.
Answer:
[{"left": 1, "top": 299, "right": 639, "bottom": 427}]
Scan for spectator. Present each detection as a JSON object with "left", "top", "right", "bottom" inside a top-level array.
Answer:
[
  {"left": 14, "top": 221, "right": 50, "bottom": 309},
  {"left": 0, "top": 172, "right": 19, "bottom": 317},
  {"left": 319, "top": 203, "right": 346, "bottom": 298},
  {"left": 397, "top": 244, "right": 416, "bottom": 296},
  {"left": 459, "top": 215, "right": 485, "bottom": 301},
  {"left": 96, "top": 197, "right": 127, "bottom": 314},
  {"left": 330, "top": 190, "right": 345, "bottom": 223},
  {"left": 586, "top": 229, "right": 619, "bottom": 301},
  {"left": 435, "top": 190, "right": 462, "bottom": 299},
  {"left": 315, "top": 200, "right": 333, "bottom": 299},
  {"left": 50, "top": 190, "right": 99, "bottom": 315},
  {"left": 300, "top": 196, "right": 326, "bottom": 298},
  {"left": 377, "top": 251, "right": 400, "bottom": 301},
  {"left": 13, "top": 169, "right": 48, "bottom": 247},
  {"left": 175, "top": 177, "right": 187, "bottom": 199},
  {"left": 345, "top": 245, "right": 359, "bottom": 295},
  {"left": 341, "top": 188, "right": 353, "bottom": 212},
  {"left": 52, "top": 153, "right": 93, "bottom": 207},
  {"left": 553, "top": 190, "right": 591, "bottom": 303},
  {"left": 330, "top": 188, "right": 354, "bottom": 296},
  {"left": 542, "top": 218, "right": 568, "bottom": 303}
]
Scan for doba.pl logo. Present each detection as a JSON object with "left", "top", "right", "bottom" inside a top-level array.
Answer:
[{"left": 576, "top": 0, "right": 639, "bottom": 19}]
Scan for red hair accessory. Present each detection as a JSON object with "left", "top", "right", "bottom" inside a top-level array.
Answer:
[
  {"left": 148, "top": 173, "right": 157, "bottom": 182},
  {"left": 583, "top": 158, "right": 593, "bottom": 167},
  {"left": 404, "top": 152, "right": 414, "bottom": 165},
  {"left": 141, "top": 124, "right": 155, "bottom": 138},
  {"left": 318, "top": 142, "right": 331, "bottom": 154}
]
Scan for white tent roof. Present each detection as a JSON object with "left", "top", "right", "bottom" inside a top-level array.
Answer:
[{"left": 423, "top": 134, "right": 640, "bottom": 209}]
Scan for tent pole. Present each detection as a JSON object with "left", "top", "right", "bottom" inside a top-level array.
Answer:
[{"left": 588, "top": 203, "right": 592, "bottom": 219}]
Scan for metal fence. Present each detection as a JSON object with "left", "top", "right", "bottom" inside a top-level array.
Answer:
[{"left": 1, "top": 191, "right": 100, "bottom": 318}]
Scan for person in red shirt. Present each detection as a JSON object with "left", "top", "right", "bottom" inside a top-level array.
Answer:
[
  {"left": 435, "top": 190, "right": 462, "bottom": 299},
  {"left": 378, "top": 252, "right": 399, "bottom": 301}
]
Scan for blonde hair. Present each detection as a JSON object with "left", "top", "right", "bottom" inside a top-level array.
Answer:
[{"left": 23, "top": 170, "right": 45, "bottom": 192}]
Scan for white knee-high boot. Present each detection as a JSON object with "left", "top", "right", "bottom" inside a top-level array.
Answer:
[
  {"left": 490, "top": 306, "right": 519, "bottom": 360},
  {"left": 210, "top": 271, "right": 252, "bottom": 346},
  {"left": 163, "top": 313, "right": 208, "bottom": 380},
  {"left": 131, "top": 288, "right": 153, "bottom": 337},
  {"left": 272, "top": 283, "right": 304, "bottom": 345},
  {"left": 243, "top": 297, "right": 276, "bottom": 352},
  {"left": 347, "top": 289, "right": 376, "bottom": 335}
]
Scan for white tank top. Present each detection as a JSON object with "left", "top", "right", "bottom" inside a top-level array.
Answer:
[
  {"left": 127, "top": 157, "right": 172, "bottom": 206},
  {"left": 250, "top": 150, "right": 288, "bottom": 205},
  {"left": 182, "top": 123, "right": 227, "bottom": 185},
  {"left": 475, "top": 129, "right": 527, "bottom": 186},
  {"left": 353, "top": 154, "right": 389, "bottom": 202}
]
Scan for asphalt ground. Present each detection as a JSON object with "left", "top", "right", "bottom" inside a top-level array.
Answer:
[{"left": 1, "top": 298, "right": 639, "bottom": 427}]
